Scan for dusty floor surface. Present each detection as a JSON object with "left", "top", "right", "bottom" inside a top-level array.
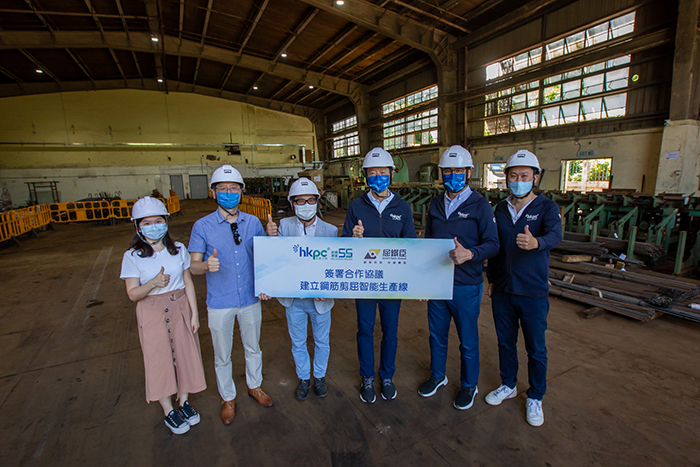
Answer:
[{"left": 1, "top": 199, "right": 699, "bottom": 466}]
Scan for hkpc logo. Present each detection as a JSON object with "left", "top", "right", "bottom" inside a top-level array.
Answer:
[
  {"left": 293, "top": 244, "right": 352, "bottom": 260},
  {"left": 364, "top": 249, "right": 382, "bottom": 260}
]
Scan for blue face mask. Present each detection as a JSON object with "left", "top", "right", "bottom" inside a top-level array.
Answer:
[
  {"left": 443, "top": 173, "right": 467, "bottom": 193},
  {"left": 367, "top": 174, "right": 391, "bottom": 194},
  {"left": 140, "top": 223, "right": 168, "bottom": 242},
  {"left": 217, "top": 192, "right": 240, "bottom": 210},
  {"left": 509, "top": 180, "right": 534, "bottom": 197}
]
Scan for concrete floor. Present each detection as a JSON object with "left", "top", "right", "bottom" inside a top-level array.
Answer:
[{"left": 1, "top": 199, "right": 699, "bottom": 466}]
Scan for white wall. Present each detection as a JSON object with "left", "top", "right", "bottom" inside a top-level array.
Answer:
[
  {"left": 470, "top": 128, "right": 663, "bottom": 192},
  {"left": 0, "top": 89, "right": 317, "bottom": 206}
]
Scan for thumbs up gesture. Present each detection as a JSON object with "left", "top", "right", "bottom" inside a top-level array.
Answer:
[
  {"left": 352, "top": 219, "right": 364, "bottom": 238},
  {"left": 516, "top": 224, "right": 539, "bottom": 250},
  {"left": 449, "top": 237, "right": 473, "bottom": 265},
  {"left": 207, "top": 248, "right": 220, "bottom": 273},
  {"left": 151, "top": 266, "right": 170, "bottom": 288},
  {"left": 266, "top": 214, "right": 278, "bottom": 236}
]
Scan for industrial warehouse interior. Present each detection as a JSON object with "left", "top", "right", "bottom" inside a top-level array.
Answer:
[{"left": 1, "top": 0, "right": 700, "bottom": 465}]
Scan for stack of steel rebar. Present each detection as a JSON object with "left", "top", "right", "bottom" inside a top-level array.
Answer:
[
  {"left": 563, "top": 232, "right": 663, "bottom": 258},
  {"left": 549, "top": 260, "right": 700, "bottom": 323}
]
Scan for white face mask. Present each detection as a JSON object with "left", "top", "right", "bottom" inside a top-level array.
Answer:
[{"left": 294, "top": 203, "right": 317, "bottom": 221}]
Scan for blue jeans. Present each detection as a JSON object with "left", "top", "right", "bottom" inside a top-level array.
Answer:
[
  {"left": 285, "top": 298, "right": 332, "bottom": 380},
  {"left": 491, "top": 291, "right": 549, "bottom": 400},
  {"left": 428, "top": 283, "right": 482, "bottom": 388},
  {"left": 355, "top": 299, "right": 401, "bottom": 379}
]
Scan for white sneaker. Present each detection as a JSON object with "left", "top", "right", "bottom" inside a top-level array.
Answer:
[
  {"left": 526, "top": 398, "right": 544, "bottom": 427},
  {"left": 485, "top": 385, "right": 517, "bottom": 406}
]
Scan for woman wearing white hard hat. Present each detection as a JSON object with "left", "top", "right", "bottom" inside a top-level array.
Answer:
[
  {"left": 485, "top": 149, "right": 562, "bottom": 427},
  {"left": 265, "top": 177, "right": 338, "bottom": 401},
  {"left": 341, "top": 147, "right": 416, "bottom": 404},
  {"left": 120, "top": 196, "right": 206, "bottom": 435},
  {"left": 188, "top": 164, "right": 272, "bottom": 426}
]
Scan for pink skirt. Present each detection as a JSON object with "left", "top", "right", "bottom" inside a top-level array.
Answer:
[{"left": 135, "top": 288, "right": 206, "bottom": 402}]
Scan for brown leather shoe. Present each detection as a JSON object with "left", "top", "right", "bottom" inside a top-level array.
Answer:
[
  {"left": 221, "top": 399, "right": 236, "bottom": 425},
  {"left": 247, "top": 387, "right": 274, "bottom": 407}
]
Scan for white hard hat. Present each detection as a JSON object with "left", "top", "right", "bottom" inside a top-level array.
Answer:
[
  {"left": 287, "top": 177, "right": 320, "bottom": 201},
  {"left": 211, "top": 164, "right": 245, "bottom": 189},
  {"left": 438, "top": 145, "right": 474, "bottom": 168},
  {"left": 505, "top": 149, "right": 541, "bottom": 173},
  {"left": 131, "top": 196, "right": 169, "bottom": 221},
  {"left": 362, "top": 147, "right": 395, "bottom": 169}
]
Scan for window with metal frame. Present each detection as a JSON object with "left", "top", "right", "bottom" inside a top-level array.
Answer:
[
  {"left": 484, "top": 11, "right": 636, "bottom": 83},
  {"left": 331, "top": 116, "right": 359, "bottom": 158},
  {"left": 381, "top": 85, "right": 438, "bottom": 116},
  {"left": 484, "top": 55, "right": 631, "bottom": 135},
  {"left": 383, "top": 108, "right": 438, "bottom": 150}
]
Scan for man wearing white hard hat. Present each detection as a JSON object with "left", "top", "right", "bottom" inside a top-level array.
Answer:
[
  {"left": 485, "top": 150, "right": 562, "bottom": 427},
  {"left": 418, "top": 145, "right": 499, "bottom": 411},
  {"left": 264, "top": 177, "right": 338, "bottom": 401},
  {"left": 341, "top": 147, "right": 416, "bottom": 404},
  {"left": 188, "top": 165, "right": 272, "bottom": 426}
]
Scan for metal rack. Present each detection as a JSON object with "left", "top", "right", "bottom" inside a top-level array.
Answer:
[{"left": 25, "top": 181, "right": 60, "bottom": 205}]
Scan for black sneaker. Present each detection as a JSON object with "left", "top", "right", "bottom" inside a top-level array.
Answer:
[
  {"left": 179, "top": 401, "right": 200, "bottom": 426},
  {"left": 164, "top": 409, "right": 190, "bottom": 435},
  {"left": 314, "top": 377, "right": 328, "bottom": 398},
  {"left": 454, "top": 386, "right": 479, "bottom": 410},
  {"left": 380, "top": 379, "right": 397, "bottom": 400},
  {"left": 359, "top": 376, "right": 376, "bottom": 404},
  {"left": 295, "top": 379, "right": 310, "bottom": 401},
  {"left": 418, "top": 375, "right": 448, "bottom": 398}
]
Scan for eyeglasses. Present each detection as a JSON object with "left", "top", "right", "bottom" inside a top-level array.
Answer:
[
  {"left": 442, "top": 169, "right": 468, "bottom": 175},
  {"left": 216, "top": 187, "right": 241, "bottom": 193},
  {"left": 230, "top": 222, "right": 241, "bottom": 245},
  {"left": 292, "top": 198, "right": 318, "bottom": 206}
]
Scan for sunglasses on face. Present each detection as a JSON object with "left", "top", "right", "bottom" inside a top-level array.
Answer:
[{"left": 230, "top": 222, "right": 241, "bottom": 245}]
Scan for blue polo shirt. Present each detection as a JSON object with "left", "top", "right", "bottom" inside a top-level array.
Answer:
[{"left": 188, "top": 209, "right": 264, "bottom": 309}]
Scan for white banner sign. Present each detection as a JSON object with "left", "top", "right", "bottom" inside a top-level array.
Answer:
[{"left": 254, "top": 236, "right": 455, "bottom": 300}]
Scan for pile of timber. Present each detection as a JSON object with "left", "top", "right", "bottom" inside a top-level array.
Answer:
[{"left": 549, "top": 260, "right": 700, "bottom": 323}]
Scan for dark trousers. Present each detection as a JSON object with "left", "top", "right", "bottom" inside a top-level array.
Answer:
[
  {"left": 355, "top": 299, "right": 401, "bottom": 379},
  {"left": 428, "top": 283, "right": 482, "bottom": 388},
  {"left": 491, "top": 291, "right": 549, "bottom": 400}
]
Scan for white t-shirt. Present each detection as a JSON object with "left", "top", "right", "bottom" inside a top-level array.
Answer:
[{"left": 120, "top": 241, "right": 191, "bottom": 295}]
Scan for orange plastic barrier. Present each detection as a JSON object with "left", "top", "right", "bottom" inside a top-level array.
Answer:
[
  {"left": 49, "top": 195, "right": 180, "bottom": 224},
  {"left": 239, "top": 196, "right": 272, "bottom": 221},
  {"left": 0, "top": 205, "right": 51, "bottom": 243}
]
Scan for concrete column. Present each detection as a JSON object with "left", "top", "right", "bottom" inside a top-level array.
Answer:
[
  {"left": 463, "top": 47, "right": 468, "bottom": 145},
  {"left": 656, "top": 120, "right": 700, "bottom": 194},
  {"left": 313, "top": 120, "right": 326, "bottom": 161},
  {"left": 355, "top": 100, "right": 371, "bottom": 155},
  {"left": 669, "top": 0, "right": 700, "bottom": 121},
  {"left": 437, "top": 47, "right": 459, "bottom": 146},
  {"left": 655, "top": 0, "right": 700, "bottom": 194}
]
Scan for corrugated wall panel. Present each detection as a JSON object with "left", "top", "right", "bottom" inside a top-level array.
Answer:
[
  {"left": 468, "top": 19, "right": 542, "bottom": 70},
  {"left": 371, "top": 68, "right": 438, "bottom": 108},
  {"left": 545, "top": 0, "right": 636, "bottom": 39},
  {"left": 326, "top": 103, "right": 356, "bottom": 125}
]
